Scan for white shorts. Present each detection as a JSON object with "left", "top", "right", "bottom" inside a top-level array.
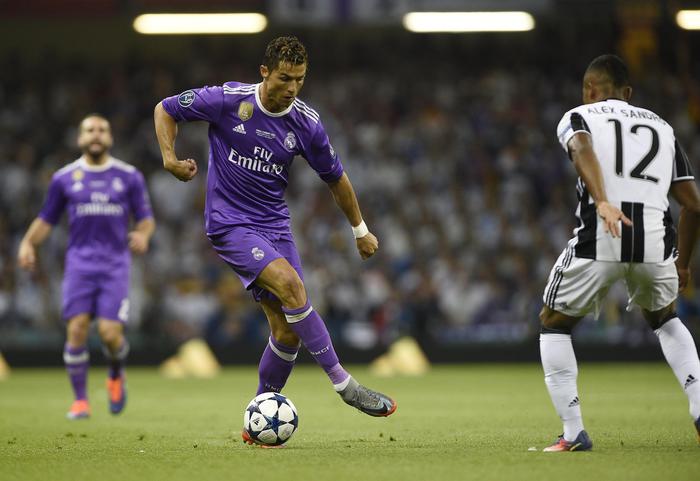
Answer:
[{"left": 542, "top": 243, "right": 678, "bottom": 317}]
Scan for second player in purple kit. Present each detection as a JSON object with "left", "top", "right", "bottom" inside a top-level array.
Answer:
[
  {"left": 18, "top": 114, "right": 155, "bottom": 419},
  {"left": 154, "top": 36, "right": 396, "bottom": 439}
]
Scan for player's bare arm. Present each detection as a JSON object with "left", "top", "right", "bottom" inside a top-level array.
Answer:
[
  {"left": 17, "top": 217, "right": 53, "bottom": 271},
  {"left": 670, "top": 180, "right": 700, "bottom": 291},
  {"left": 128, "top": 218, "right": 155, "bottom": 255},
  {"left": 153, "top": 102, "right": 198, "bottom": 182},
  {"left": 568, "top": 132, "right": 632, "bottom": 238},
  {"left": 327, "top": 173, "right": 378, "bottom": 260}
]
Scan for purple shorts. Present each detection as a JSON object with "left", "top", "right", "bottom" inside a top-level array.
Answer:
[
  {"left": 62, "top": 266, "right": 130, "bottom": 322},
  {"left": 209, "top": 226, "right": 304, "bottom": 302}
]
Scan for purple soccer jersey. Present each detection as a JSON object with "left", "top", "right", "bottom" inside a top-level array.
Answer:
[
  {"left": 39, "top": 156, "right": 153, "bottom": 320},
  {"left": 161, "top": 82, "right": 344, "bottom": 235}
]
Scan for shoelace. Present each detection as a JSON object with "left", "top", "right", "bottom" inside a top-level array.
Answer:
[{"left": 357, "top": 387, "right": 382, "bottom": 407}]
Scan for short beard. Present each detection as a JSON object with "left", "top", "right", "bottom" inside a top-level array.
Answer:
[{"left": 83, "top": 144, "right": 108, "bottom": 162}]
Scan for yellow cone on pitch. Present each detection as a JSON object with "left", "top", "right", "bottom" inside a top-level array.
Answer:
[
  {"left": 159, "top": 338, "right": 221, "bottom": 378},
  {"left": 369, "top": 336, "right": 430, "bottom": 377},
  {"left": 0, "top": 352, "right": 10, "bottom": 380},
  {"left": 178, "top": 338, "right": 221, "bottom": 378}
]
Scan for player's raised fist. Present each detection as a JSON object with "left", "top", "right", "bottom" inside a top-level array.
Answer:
[
  {"left": 165, "top": 158, "right": 198, "bottom": 182},
  {"left": 356, "top": 232, "right": 378, "bottom": 260}
]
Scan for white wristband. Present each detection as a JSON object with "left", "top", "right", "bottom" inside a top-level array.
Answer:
[{"left": 352, "top": 220, "right": 369, "bottom": 239}]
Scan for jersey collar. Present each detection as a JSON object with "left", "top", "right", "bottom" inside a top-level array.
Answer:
[
  {"left": 604, "top": 98, "right": 628, "bottom": 104},
  {"left": 255, "top": 83, "right": 294, "bottom": 117},
  {"left": 79, "top": 155, "right": 114, "bottom": 172}
]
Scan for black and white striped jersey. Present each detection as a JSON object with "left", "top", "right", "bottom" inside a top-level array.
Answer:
[{"left": 556, "top": 99, "right": 694, "bottom": 263}]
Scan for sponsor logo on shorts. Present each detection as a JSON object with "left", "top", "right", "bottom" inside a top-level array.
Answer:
[
  {"left": 178, "top": 90, "right": 195, "bottom": 108},
  {"left": 252, "top": 247, "right": 265, "bottom": 261}
]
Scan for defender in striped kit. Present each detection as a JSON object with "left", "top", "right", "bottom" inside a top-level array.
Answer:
[
  {"left": 539, "top": 55, "right": 700, "bottom": 451},
  {"left": 154, "top": 37, "right": 396, "bottom": 437}
]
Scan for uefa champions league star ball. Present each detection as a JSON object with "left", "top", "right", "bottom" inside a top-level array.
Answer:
[{"left": 243, "top": 392, "right": 299, "bottom": 446}]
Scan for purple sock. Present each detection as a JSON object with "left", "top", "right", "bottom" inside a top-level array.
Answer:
[
  {"left": 64, "top": 344, "right": 89, "bottom": 401},
  {"left": 257, "top": 336, "right": 299, "bottom": 395},
  {"left": 282, "top": 300, "right": 350, "bottom": 386},
  {"left": 102, "top": 340, "right": 129, "bottom": 380}
]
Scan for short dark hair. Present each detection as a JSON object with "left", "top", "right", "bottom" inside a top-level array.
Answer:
[
  {"left": 263, "top": 36, "right": 308, "bottom": 72},
  {"left": 586, "top": 54, "right": 630, "bottom": 88},
  {"left": 79, "top": 113, "right": 110, "bottom": 131}
]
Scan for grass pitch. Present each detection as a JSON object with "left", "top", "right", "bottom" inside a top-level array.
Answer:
[{"left": 0, "top": 364, "right": 697, "bottom": 481}]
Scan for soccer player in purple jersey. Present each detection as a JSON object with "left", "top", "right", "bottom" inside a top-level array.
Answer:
[
  {"left": 154, "top": 36, "right": 397, "bottom": 435},
  {"left": 18, "top": 114, "right": 155, "bottom": 419}
]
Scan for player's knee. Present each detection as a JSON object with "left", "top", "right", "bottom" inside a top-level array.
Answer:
[
  {"left": 276, "top": 274, "right": 306, "bottom": 306},
  {"left": 97, "top": 322, "right": 122, "bottom": 346},
  {"left": 643, "top": 305, "right": 677, "bottom": 330},
  {"left": 66, "top": 317, "right": 90, "bottom": 342},
  {"left": 539, "top": 306, "right": 573, "bottom": 335}
]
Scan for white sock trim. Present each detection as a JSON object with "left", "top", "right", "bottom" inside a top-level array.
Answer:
[
  {"left": 285, "top": 306, "right": 313, "bottom": 324},
  {"left": 333, "top": 375, "right": 352, "bottom": 392},
  {"left": 539, "top": 333, "right": 572, "bottom": 342},
  {"left": 268, "top": 339, "right": 298, "bottom": 362},
  {"left": 63, "top": 351, "right": 89, "bottom": 364}
]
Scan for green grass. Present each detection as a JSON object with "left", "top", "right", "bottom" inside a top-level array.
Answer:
[{"left": 0, "top": 364, "right": 698, "bottom": 481}]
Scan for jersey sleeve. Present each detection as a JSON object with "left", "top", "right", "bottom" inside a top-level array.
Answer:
[
  {"left": 129, "top": 170, "right": 154, "bottom": 222},
  {"left": 38, "top": 174, "right": 67, "bottom": 225},
  {"left": 302, "top": 121, "right": 344, "bottom": 183},
  {"left": 161, "top": 86, "right": 225, "bottom": 123},
  {"left": 672, "top": 139, "right": 695, "bottom": 182},
  {"left": 556, "top": 108, "right": 592, "bottom": 153}
]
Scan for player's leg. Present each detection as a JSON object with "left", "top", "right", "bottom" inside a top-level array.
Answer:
[
  {"left": 64, "top": 313, "right": 92, "bottom": 419},
  {"left": 539, "top": 306, "right": 591, "bottom": 451},
  {"left": 97, "top": 318, "right": 128, "bottom": 414},
  {"left": 632, "top": 259, "right": 700, "bottom": 441},
  {"left": 538, "top": 248, "right": 618, "bottom": 451},
  {"left": 96, "top": 267, "right": 130, "bottom": 415},
  {"left": 256, "top": 258, "right": 396, "bottom": 417},
  {"left": 62, "top": 269, "right": 97, "bottom": 419},
  {"left": 257, "top": 297, "right": 300, "bottom": 394}
]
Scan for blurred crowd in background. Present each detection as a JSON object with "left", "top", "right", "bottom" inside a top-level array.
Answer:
[{"left": 1, "top": 31, "right": 700, "bottom": 354}]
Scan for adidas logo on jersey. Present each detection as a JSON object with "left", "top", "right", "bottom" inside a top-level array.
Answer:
[
  {"left": 685, "top": 374, "right": 697, "bottom": 389},
  {"left": 233, "top": 124, "right": 246, "bottom": 134}
]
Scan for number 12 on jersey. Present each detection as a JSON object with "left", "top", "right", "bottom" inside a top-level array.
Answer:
[{"left": 608, "top": 119, "right": 659, "bottom": 183}]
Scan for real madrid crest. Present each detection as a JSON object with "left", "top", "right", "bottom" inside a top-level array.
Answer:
[
  {"left": 112, "top": 177, "right": 124, "bottom": 192},
  {"left": 238, "top": 102, "right": 254, "bottom": 121},
  {"left": 72, "top": 169, "right": 84, "bottom": 181},
  {"left": 284, "top": 131, "right": 297, "bottom": 151}
]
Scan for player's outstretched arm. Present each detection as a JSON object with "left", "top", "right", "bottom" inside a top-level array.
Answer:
[
  {"left": 327, "top": 173, "right": 378, "bottom": 260},
  {"left": 568, "top": 132, "right": 632, "bottom": 238},
  {"left": 17, "top": 218, "right": 53, "bottom": 272},
  {"left": 153, "top": 102, "right": 198, "bottom": 182},
  {"left": 670, "top": 180, "right": 700, "bottom": 291}
]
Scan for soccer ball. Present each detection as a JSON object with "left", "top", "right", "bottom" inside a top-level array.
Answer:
[{"left": 243, "top": 392, "right": 299, "bottom": 446}]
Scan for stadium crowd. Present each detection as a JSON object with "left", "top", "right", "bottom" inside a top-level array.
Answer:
[{"left": 1, "top": 37, "right": 699, "bottom": 352}]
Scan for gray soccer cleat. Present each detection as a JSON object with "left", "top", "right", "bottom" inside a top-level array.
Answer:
[{"left": 338, "top": 377, "right": 397, "bottom": 417}]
